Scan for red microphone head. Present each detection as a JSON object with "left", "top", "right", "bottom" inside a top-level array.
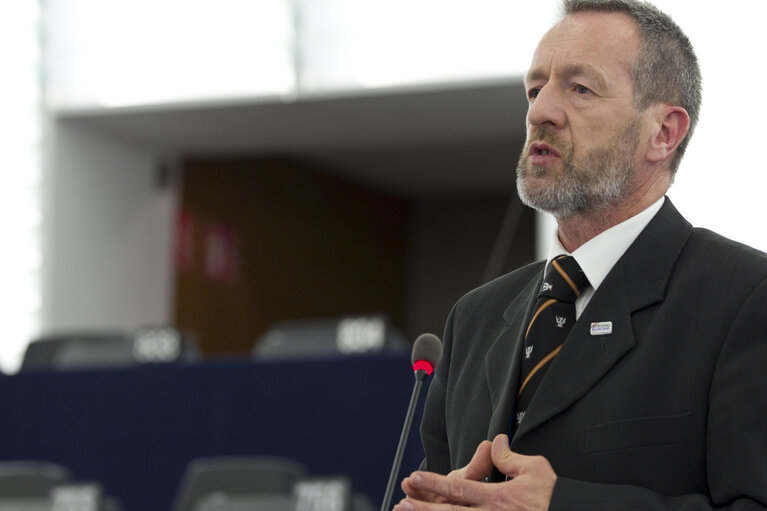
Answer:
[
  {"left": 411, "top": 333, "right": 442, "bottom": 376},
  {"left": 412, "top": 360, "right": 434, "bottom": 375}
]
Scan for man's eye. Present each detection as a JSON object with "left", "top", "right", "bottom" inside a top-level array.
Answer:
[
  {"left": 528, "top": 88, "right": 541, "bottom": 100},
  {"left": 575, "top": 84, "right": 591, "bottom": 94}
]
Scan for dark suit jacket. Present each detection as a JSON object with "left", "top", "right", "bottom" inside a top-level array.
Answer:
[{"left": 420, "top": 198, "right": 767, "bottom": 509}]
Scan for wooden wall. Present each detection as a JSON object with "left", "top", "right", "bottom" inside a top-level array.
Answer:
[{"left": 174, "top": 157, "right": 410, "bottom": 355}]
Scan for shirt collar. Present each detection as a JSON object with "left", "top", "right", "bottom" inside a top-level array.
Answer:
[{"left": 545, "top": 197, "right": 665, "bottom": 291}]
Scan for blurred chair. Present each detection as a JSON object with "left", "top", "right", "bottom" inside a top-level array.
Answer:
[
  {"left": 0, "top": 461, "right": 72, "bottom": 498},
  {"left": 193, "top": 494, "right": 297, "bottom": 511},
  {"left": 21, "top": 327, "right": 198, "bottom": 371},
  {"left": 0, "top": 462, "right": 68, "bottom": 511},
  {"left": 50, "top": 483, "right": 123, "bottom": 511},
  {"left": 0, "top": 499, "right": 50, "bottom": 511},
  {"left": 0, "top": 462, "right": 122, "bottom": 511},
  {"left": 172, "top": 457, "right": 308, "bottom": 511},
  {"left": 21, "top": 332, "right": 133, "bottom": 371},
  {"left": 253, "top": 316, "right": 408, "bottom": 360},
  {"left": 351, "top": 494, "right": 375, "bottom": 511},
  {"left": 192, "top": 489, "right": 376, "bottom": 511},
  {"left": 0, "top": 497, "right": 122, "bottom": 511}
]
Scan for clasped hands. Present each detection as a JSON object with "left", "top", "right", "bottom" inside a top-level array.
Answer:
[{"left": 394, "top": 434, "right": 556, "bottom": 511}]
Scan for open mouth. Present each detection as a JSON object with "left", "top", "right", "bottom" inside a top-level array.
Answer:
[{"left": 530, "top": 142, "right": 560, "bottom": 157}]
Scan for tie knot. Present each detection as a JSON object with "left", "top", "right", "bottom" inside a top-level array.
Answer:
[{"left": 538, "top": 255, "right": 589, "bottom": 303}]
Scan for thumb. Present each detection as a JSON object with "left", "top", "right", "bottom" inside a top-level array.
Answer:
[{"left": 491, "top": 434, "right": 522, "bottom": 477}]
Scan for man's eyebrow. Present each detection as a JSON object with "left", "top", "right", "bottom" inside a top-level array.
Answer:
[
  {"left": 525, "top": 64, "right": 608, "bottom": 90},
  {"left": 525, "top": 68, "right": 547, "bottom": 87}
]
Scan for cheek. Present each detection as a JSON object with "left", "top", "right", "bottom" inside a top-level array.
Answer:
[{"left": 571, "top": 119, "right": 620, "bottom": 148}]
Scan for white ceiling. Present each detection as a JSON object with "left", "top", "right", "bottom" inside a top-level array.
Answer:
[{"left": 57, "top": 77, "right": 529, "bottom": 197}]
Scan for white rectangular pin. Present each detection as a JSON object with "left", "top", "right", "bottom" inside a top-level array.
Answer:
[{"left": 590, "top": 321, "right": 613, "bottom": 336}]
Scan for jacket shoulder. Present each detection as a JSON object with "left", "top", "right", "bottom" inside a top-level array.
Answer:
[
  {"left": 685, "top": 227, "right": 767, "bottom": 280},
  {"left": 453, "top": 260, "right": 544, "bottom": 318}
]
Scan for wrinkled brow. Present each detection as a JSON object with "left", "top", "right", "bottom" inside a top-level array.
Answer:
[{"left": 525, "top": 64, "right": 608, "bottom": 91}]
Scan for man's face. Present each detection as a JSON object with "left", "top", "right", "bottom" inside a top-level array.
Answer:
[{"left": 516, "top": 12, "right": 646, "bottom": 219}]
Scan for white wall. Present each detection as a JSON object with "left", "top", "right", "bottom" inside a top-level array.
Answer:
[
  {"left": 0, "top": 2, "right": 43, "bottom": 372},
  {"left": 41, "top": 118, "right": 176, "bottom": 333},
  {"left": 661, "top": 0, "right": 767, "bottom": 251}
]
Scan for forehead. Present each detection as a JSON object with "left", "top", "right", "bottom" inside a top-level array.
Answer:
[{"left": 527, "top": 11, "right": 640, "bottom": 85}]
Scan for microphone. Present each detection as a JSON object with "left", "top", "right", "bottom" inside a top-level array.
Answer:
[{"left": 380, "top": 333, "right": 442, "bottom": 511}]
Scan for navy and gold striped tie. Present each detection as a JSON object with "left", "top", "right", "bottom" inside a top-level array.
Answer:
[{"left": 515, "top": 255, "right": 589, "bottom": 427}]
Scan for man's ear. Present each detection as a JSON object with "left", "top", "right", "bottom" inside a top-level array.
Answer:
[{"left": 646, "top": 104, "right": 690, "bottom": 164}]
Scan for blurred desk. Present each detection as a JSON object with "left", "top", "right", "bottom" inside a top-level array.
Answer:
[{"left": 0, "top": 354, "right": 426, "bottom": 511}]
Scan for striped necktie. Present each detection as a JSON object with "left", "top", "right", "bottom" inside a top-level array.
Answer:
[{"left": 515, "top": 255, "right": 589, "bottom": 427}]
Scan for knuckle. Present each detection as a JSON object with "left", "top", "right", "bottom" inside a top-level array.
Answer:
[
  {"left": 446, "top": 476, "right": 466, "bottom": 500},
  {"left": 446, "top": 468, "right": 463, "bottom": 479},
  {"left": 490, "top": 486, "right": 515, "bottom": 508}
]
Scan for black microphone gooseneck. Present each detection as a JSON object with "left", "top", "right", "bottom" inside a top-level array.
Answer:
[{"left": 380, "top": 333, "right": 442, "bottom": 511}]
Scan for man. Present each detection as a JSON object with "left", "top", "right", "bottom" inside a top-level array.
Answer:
[{"left": 395, "top": 1, "right": 767, "bottom": 510}]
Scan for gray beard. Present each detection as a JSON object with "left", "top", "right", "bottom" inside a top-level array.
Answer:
[{"left": 516, "top": 119, "right": 639, "bottom": 219}]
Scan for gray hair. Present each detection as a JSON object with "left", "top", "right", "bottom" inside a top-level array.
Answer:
[{"left": 563, "top": 0, "right": 701, "bottom": 174}]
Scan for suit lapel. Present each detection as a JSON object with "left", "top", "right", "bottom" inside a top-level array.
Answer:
[
  {"left": 485, "top": 267, "right": 542, "bottom": 440},
  {"left": 511, "top": 198, "right": 693, "bottom": 445},
  {"left": 512, "top": 266, "right": 636, "bottom": 442}
]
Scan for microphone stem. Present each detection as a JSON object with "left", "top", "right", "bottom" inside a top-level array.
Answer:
[{"left": 380, "top": 370, "right": 426, "bottom": 511}]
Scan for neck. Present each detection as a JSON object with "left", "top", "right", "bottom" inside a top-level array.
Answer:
[
  {"left": 555, "top": 161, "right": 672, "bottom": 252},
  {"left": 556, "top": 192, "right": 665, "bottom": 253}
]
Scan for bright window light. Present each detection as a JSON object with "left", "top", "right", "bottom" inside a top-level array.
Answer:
[
  {"left": 43, "top": 0, "right": 295, "bottom": 108},
  {"left": 44, "top": 0, "right": 561, "bottom": 107},
  {"left": 0, "top": 1, "right": 42, "bottom": 373},
  {"left": 298, "top": 0, "right": 561, "bottom": 91}
]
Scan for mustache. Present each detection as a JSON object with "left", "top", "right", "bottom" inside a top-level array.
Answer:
[
  {"left": 530, "top": 128, "right": 561, "bottom": 146},
  {"left": 526, "top": 129, "right": 569, "bottom": 156}
]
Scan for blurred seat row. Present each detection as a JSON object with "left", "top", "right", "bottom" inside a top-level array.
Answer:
[
  {"left": 0, "top": 461, "right": 120, "bottom": 511},
  {"left": 20, "top": 316, "right": 408, "bottom": 372},
  {"left": 20, "top": 327, "right": 199, "bottom": 371},
  {"left": 0, "top": 457, "right": 375, "bottom": 511}
]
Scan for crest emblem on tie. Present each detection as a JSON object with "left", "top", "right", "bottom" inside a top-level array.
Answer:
[
  {"left": 525, "top": 346, "right": 533, "bottom": 359},
  {"left": 555, "top": 316, "right": 567, "bottom": 328},
  {"left": 516, "top": 411, "right": 526, "bottom": 424},
  {"left": 541, "top": 282, "right": 553, "bottom": 293}
]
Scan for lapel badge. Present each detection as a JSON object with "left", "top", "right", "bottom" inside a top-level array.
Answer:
[{"left": 590, "top": 321, "right": 613, "bottom": 336}]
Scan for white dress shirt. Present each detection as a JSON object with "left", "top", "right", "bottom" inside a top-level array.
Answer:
[{"left": 545, "top": 197, "right": 665, "bottom": 318}]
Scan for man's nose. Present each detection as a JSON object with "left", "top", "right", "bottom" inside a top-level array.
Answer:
[{"left": 527, "top": 84, "right": 566, "bottom": 130}]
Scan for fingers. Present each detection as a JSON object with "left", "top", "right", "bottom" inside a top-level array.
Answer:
[
  {"left": 401, "top": 476, "right": 447, "bottom": 503},
  {"left": 393, "top": 498, "right": 456, "bottom": 511},
  {"left": 398, "top": 438, "right": 508, "bottom": 509},
  {"left": 452, "top": 440, "right": 493, "bottom": 481},
  {"left": 399, "top": 435, "right": 556, "bottom": 511},
  {"left": 400, "top": 440, "right": 492, "bottom": 508},
  {"left": 403, "top": 471, "right": 487, "bottom": 506}
]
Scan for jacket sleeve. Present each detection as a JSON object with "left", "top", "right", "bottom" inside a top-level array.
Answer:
[{"left": 418, "top": 303, "right": 457, "bottom": 475}]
